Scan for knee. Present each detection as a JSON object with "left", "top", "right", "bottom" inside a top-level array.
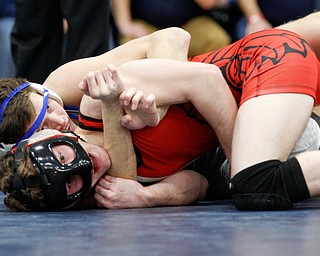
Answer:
[{"left": 230, "top": 160, "right": 294, "bottom": 211}]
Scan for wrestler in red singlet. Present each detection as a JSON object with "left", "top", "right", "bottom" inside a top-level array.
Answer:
[
  {"left": 79, "top": 102, "right": 219, "bottom": 182},
  {"left": 190, "top": 29, "right": 320, "bottom": 106},
  {"left": 80, "top": 29, "right": 320, "bottom": 184}
]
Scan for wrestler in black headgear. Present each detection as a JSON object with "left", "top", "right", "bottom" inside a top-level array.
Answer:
[{"left": 10, "top": 132, "right": 92, "bottom": 210}]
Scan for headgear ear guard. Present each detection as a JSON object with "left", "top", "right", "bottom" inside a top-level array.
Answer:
[{"left": 11, "top": 132, "right": 93, "bottom": 211}]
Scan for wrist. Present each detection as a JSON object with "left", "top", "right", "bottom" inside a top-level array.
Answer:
[
  {"left": 141, "top": 187, "right": 152, "bottom": 207},
  {"left": 247, "top": 12, "right": 265, "bottom": 24}
]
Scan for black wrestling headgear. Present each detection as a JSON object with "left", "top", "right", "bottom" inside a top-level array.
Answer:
[{"left": 10, "top": 130, "right": 92, "bottom": 210}]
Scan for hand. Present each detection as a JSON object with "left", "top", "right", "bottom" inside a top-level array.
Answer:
[
  {"left": 94, "top": 175, "right": 150, "bottom": 209},
  {"left": 118, "top": 21, "right": 149, "bottom": 39},
  {"left": 194, "top": 0, "right": 228, "bottom": 10},
  {"left": 119, "top": 87, "right": 160, "bottom": 130},
  {"left": 78, "top": 64, "right": 124, "bottom": 102},
  {"left": 245, "top": 18, "right": 273, "bottom": 35}
]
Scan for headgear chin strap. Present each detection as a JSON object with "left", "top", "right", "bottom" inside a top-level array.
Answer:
[{"left": 11, "top": 132, "right": 93, "bottom": 211}]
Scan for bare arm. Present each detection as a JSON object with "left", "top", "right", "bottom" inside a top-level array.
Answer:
[
  {"left": 43, "top": 27, "right": 190, "bottom": 106},
  {"left": 111, "top": 0, "right": 132, "bottom": 33},
  {"left": 237, "top": 0, "right": 262, "bottom": 18},
  {"left": 81, "top": 69, "right": 137, "bottom": 180},
  {"left": 117, "top": 58, "right": 237, "bottom": 161},
  {"left": 194, "top": 0, "right": 228, "bottom": 10},
  {"left": 237, "top": 0, "right": 272, "bottom": 36},
  {"left": 94, "top": 170, "right": 208, "bottom": 208},
  {"left": 111, "top": 0, "right": 148, "bottom": 39}
]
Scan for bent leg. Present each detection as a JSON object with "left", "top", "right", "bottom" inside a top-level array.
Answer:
[
  {"left": 231, "top": 158, "right": 310, "bottom": 210},
  {"left": 296, "top": 150, "right": 320, "bottom": 197},
  {"left": 230, "top": 94, "right": 314, "bottom": 210},
  {"left": 231, "top": 93, "right": 314, "bottom": 175}
]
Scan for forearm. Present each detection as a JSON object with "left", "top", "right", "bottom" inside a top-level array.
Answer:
[
  {"left": 237, "top": 0, "right": 271, "bottom": 35},
  {"left": 143, "top": 170, "right": 208, "bottom": 207},
  {"left": 111, "top": 0, "right": 132, "bottom": 33},
  {"left": 101, "top": 100, "right": 137, "bottom": 180},
  {"left": 237, "top": 0, "right": 262, "bottom": 18}
]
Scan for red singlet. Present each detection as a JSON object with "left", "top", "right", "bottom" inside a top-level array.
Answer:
[
  {"left": 80, "top": 29, "right": 320, "bottom": 182},
  {"left": 79, "top": 103, "right": 218, "bottom": 182},
  {"left": 190, "top": 29, "right": 320, "bottom": 105}
]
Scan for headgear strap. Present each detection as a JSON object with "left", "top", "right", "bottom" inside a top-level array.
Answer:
[
  {"left": 15, "top": 89, "right": 49, "bottom": 146},
  {"left": 0, "top": 82, "right": 29, "bottom": 123},
  {"left": 0, "top": 82, "right": 50, "bottom": 146}
]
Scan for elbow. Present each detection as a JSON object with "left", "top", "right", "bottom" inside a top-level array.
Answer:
[
  {"left": 167, "top": 27, "right": 191, "bottom": 50},
  {"left": 171, "top": 27, "right": 191, "bottom": 43},
  {"left": 154, "top": 27, "right": 191, "bottom": 59}
]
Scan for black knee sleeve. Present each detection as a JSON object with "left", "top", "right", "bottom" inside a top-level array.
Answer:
[{"left": 230, "top": 157, "right": 310, "bottom": 211}]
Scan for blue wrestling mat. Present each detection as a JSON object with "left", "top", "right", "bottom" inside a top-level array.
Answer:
[{"left": 0, "top": 194, "right": 320, "bottom": 256}]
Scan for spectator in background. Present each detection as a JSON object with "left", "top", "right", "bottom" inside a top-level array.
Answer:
[
  {"left": 11, "top": 0, "right": 111, "bottom": 84},
  {"left": 111, "top": 0, "right": 232, "bottom": 57},
  {"left": 0, "top": 0, "right": 15, "bottom": 78},
  {"left": 317, "top": 0, "right": 320, "bottom": 10},
  {"left": 235, "top": 0, "right": 316, "bottom": 40}
]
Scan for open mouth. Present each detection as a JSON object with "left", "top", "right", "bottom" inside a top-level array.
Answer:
[{"left": 89, "top": 154, "right": 99, "bottom": 174}]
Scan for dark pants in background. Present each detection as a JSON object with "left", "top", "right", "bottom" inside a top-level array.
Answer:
[{"left": 11, "top": 0, "right": 110, "bottom": 83}]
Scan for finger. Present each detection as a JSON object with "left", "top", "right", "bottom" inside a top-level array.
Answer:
[
  {"left": 121, "top": 114, "right": 132, "bottom": 124},
  {"left": 85, "top": 71, "right": 100, "bottom": 98},
  {"left": 97, "top": 175, "right": 113, "bottom": 189},
  {"left": 131, "top": 90, "right": 144, "bottom": 110},
  {"left": 121, "top": 87, "right": 137, "bottom": 106},
  {"left": 107, "top": 64, "right": 124, "bottom": 92},
  {"left": 94, "top": 69, "right": 106, "bottom": 87},
  {"left": 86, "top": 71, "right": 97, "bottom": 87},
  {"left": 119, "top": 91, "right": 126, "bottom": 106},
  {"left": 144, "top": 93, "right": 156, "bottom": 109},
  {"left": 119, "top": 89, "right": 130, "bottom": 106},
  {"left": 107, "top": 63, "right": 117, "bottom": 73},
  {"left": 95, "top": 184, "right": 108, "bottom": 195},
  {"left": 101, "top": 67, "right": 115, "bottom": 90},
  {"left": 94, "top": 192, "right": 110, "bottom": 208},
  {"left": 121, "top": 115, "right": 134, "bottom": 129},
  {"left": 102, "top": 174, "right": 115, "bottom": 182},
  {"left": 78, "top": 80, "right": 89, "bottom": 95}
]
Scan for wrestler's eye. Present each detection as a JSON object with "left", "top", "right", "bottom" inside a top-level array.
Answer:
[
  {"left": 54, "top": 150, "right": 66, "bottom": 164},
  {"left": 59, "top": 153, "right": 66, "bottom": 163},
  {"left": 46, "top": 104, "right": 51, "bottom": 113},
  {"left": 52, "top": 144, "right": 76, "bottom": 165}
]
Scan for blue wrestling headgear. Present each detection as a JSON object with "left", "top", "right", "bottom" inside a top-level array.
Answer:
[
  {"left": 0, "top": 82, "right": 64, "bottom": 146},
  {"left": 10, "top": 130, "right": 92, "bottom": 211}
]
